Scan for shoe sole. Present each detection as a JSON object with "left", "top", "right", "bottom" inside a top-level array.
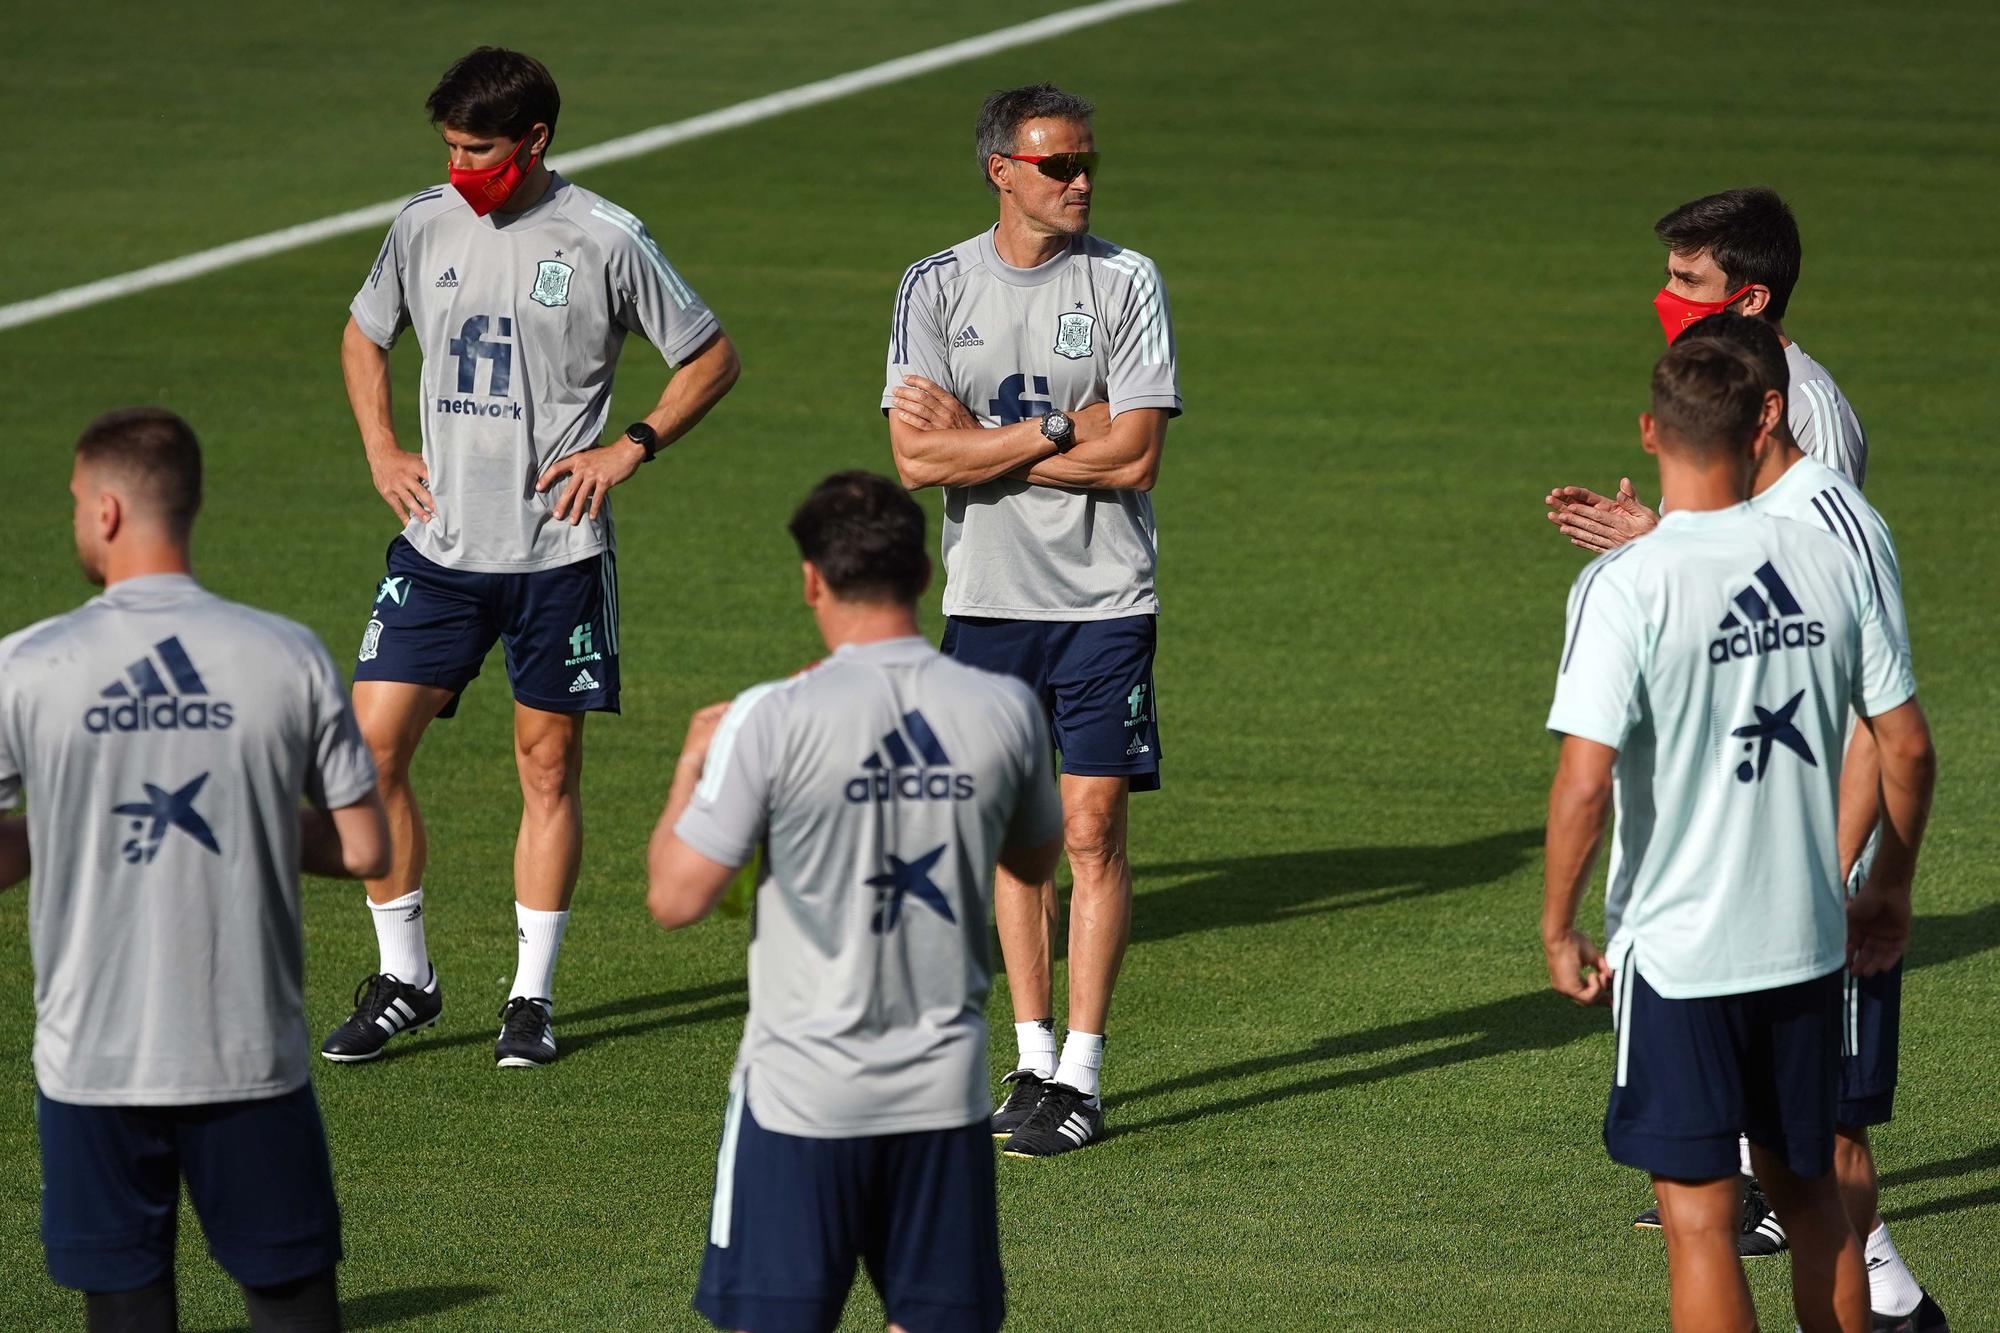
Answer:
[
  {"left": 1632, "top": 1219, "right": 1662, "bottom": 1230},
  {"left": 319, "top": 1015, "right": 439, "bottom": 1063},
  {"left": 495, "top": 1049, "right": 556, "bottom": 1069}
]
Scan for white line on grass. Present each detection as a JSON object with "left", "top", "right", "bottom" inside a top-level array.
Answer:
[{"left": 0, "top": 0, "right": 1185, "bottom": 334}]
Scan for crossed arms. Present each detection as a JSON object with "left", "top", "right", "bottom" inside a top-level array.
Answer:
[{"left": 886, "top": 376, "right": 1166, "bottom": 492}]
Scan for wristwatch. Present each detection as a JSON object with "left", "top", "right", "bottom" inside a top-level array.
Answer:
[
  {"left": 622, "top": 421, "right": 661, "bottom": 463},
  {"left": 1040, "top": 409, "right": 1075, "bottom": 454}
]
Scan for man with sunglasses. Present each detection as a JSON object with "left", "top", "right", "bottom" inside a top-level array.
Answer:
[
  {"left": 883, "top": 83, "right": 1182, "bottom": 1158},
  {"left": 329, "top": 47, "right": 741, "bottom": 1070}
]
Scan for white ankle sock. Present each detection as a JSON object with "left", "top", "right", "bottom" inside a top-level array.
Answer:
[
  {"left": 1738, "top": 1134, "right": 1754, "bottom": 1177},
  {"left": 1015, "top": 1020, "right": 1056, "bottom": 1078},
  {"left": 511, "top": 904, "right": 568, "bottom": 1003},
  {"left": 368, "top": 889, "right": 431, "bottom": 986},
  {"left": 1054, "top": 1031, "right": 1104, "bottom": 1102},
  {"left": 1866, "top": 1221, "right": 1923, "bottom": 1316}
]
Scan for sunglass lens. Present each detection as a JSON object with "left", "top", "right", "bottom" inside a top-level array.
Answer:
[{"left": 1039, "top": 152, "right": 1099, "bottom": 182}]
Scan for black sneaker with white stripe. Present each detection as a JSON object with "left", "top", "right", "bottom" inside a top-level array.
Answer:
[
  {"left": 1737, "top": 1178, "right": 1788, "bottom": 1257},
  {"left": 1001, "top": 1081, "right": 1102, "bottom": 1158},
  {"left": 494, "top": 996, "right": 556, "bottom": 1068},
  {"left": 990, "top": 1070, "right": 1049, "bottom": 1139},
  {"left": 1632, "top": 1201, "right": 1661, "bottom": 1229},
  {"left": 320, "top": 971, "right": 441, "bottom": 1062}
]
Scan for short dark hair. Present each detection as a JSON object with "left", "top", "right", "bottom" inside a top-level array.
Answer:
[
  {"left": 1655, "top": 187, "right": 1802, "bottom": 322},
  {"left": 1678, "top": 311, "right": 1789, "bottom": 416},
  {"left": 974, "top": 83, "right": 1094, "bottom": 193},
  {"left": 787, "top": 472, "right": 929, "bottom": 604},
  {"left": 1649, "top": 338, "right": 1770, "bottom": 457},
  {"left": 425, "top": 47, "right": 561, "bottom": 145},
  {"left": 75, "top": 407, "right": 202, "bottom": 534}
]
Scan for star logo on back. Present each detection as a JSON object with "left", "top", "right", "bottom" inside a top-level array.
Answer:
[{"left": 867, "top": 844, "right": 955, "bottom": 933}]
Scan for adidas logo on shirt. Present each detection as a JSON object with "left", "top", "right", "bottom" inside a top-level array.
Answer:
[
  {"left": 844, "top": 710, "right": 976, "bottom": 803},
  {"left": 84, "top": 637, "right": 235, "bottom": 734},
  {"left": 1708, "top": 561, "right": 1826, "bottom": 665},
  {"left": 568, "top": 668, "right": 601, "bottom": 694},
  {"left": 435, "top": 267, "right": 460, "bottom": 288},
  {"left": 952, "top": 325, "right": 984, "bottom": 348}
]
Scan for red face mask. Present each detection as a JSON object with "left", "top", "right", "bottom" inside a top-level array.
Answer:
[
  {"left": 448, "top": 135, "right": 541, "bottom": 217},
  {"left": 1652, "top": 283, "right": 1756, "bottom": 343}
]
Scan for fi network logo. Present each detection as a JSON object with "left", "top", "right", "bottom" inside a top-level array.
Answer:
[
  {"left": 566, "top": 622, "right": 601, "bottom": 667},
  {"left": 845, "top": 710, "right": 974, "bottom": 803},
  {"left": 115, "top": 772, "right": 221, "bottom": 864},
  {"left": 85, "top": 637, "right": 234, "bottom": 734},
  {"left": 1709, "top": 561, "right": 1825, "bottom": 665},
  {"left": 1731, "top": 689, "right": 1818, "bottom": 783},
  {"left": 867, "top": 843, "right": 955, "bottom": 934}
]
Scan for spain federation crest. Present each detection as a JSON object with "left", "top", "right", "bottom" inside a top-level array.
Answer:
[
  {"left": 531, "top": 259, "right": 573, "bottom": 308},
  {"left": 1054, "top": 310, "right": 1095, "bottom": 360}
]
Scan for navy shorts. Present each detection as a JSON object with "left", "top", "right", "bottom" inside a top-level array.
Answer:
[
  {"left": 694, "top": 1085, "right": 1004, "bottom": 1333},
  {"left": 1605, "top": 966, "right": 1843, "bottom": 1181},
  {"left": 1839, "top": 959, "right": 1901, "bottom": 1127},
  {"left": 37, "top": 1082, "right": 342, "bottom": 1293},
  {"left": 941, "top": 614, "right": 1160, "bottom": 792},
  {"left": 353, "top": 536, "right": 620, "bottom": 716}
]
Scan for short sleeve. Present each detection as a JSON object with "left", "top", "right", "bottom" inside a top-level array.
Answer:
[
  {"left": 674, "top": 683, "right": 784, "bottom": 869},
  {"left": 881, "top": 257, "right": 956, "bottom": 412},
  {"left": 1850, "top": 565, "right": 1916, "bottom": 718},
  {"left": 302, "top": 635, "right": 377, "bottom": 810},
  {"left": 596, "top": 203, "right": 721, "bottom": 365},
  {"left": 1004, "top": 688, "right": 1064, "bottom": 850},
  {"left": 350, "top": 210, "right": 414, "bottom": 349},
  {"left": 1545, "top": 556, "right": 1646, "bottom": 750},
  {"left": 1102, "top": 250, "right": 1182, "bottom": 418}
]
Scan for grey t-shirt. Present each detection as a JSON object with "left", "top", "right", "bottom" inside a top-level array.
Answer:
[
  {"left": 0, "top": 576, "right": 377, "bottom": 1105},
  {"left": 1786, "top": 342, "right": 1867, "bottom": 489},
  {"left": 883, "top": 228, "right": 1182, "bottom": 621},
  {"left": 352, "top": 173, "right": 722, "bottom": 573},
  {"left": 674, "top": 637, "right": 1063, "bottom": 1138}
]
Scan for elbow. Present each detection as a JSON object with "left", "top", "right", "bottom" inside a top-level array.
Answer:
[
  {"left": 349, "top": 845, "right": 392, "bottom": 881},
  {"left": 713, "top": 339, "right": 743, "bottom": 394},
  {"left": 889, "top": 441, "right": 937, "bottom": 491},
  {"left": 1120, "top": 458, "right": 1161, "bottom": 492},
  {"left": 646, "top": 883, "right": 702, "bottom": 931}
]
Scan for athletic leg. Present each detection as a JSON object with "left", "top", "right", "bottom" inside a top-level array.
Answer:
[
  {"left": 1750, "top": 1143, "right": 1868, "bottom": 1333},
  {"left": 511, "top": 703, "right": 586, "bottom": 917},
  {"left": 1652, "top": 1174, "right": 1756, "bottom": 1333},
  {"left": 351, "top": 681, "right": 454, "bottom": 908},
  {"left": 1060, "top": 773, "right": 1132, "bottom": 1046}
]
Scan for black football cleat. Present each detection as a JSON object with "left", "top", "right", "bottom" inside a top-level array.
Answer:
[
  {"left": 320, "top": 971, "right": 441, "bottom": 1063},
  {"left": 991, "top": 1070, "right": 1049, "bottom": 1139},
  {"left": 1632, "top": 1201, "right": 1662, "bottom": 1229},
  {"left": 1738, "top": 1178, "right": 1788, "bottom": 1257},
  {"left": 495, "top": 996, "right": 557, "bottom": 1068},
  {"left": 1001, "top": 1081, "right": 1102, "bottom": 1159},
  {"left": 1875, "top": 1290, "right": 1949, "bottom": 1333}
]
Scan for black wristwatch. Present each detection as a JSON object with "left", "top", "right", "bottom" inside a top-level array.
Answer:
[
  {"left": 1040, "top": 409, "right": 1075, "bottom": 454},
  {"left": 622, "top": 421, "right": 661, "bottom": 463}
]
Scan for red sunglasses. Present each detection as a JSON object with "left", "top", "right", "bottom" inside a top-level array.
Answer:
[{"left": 1002, "top": 151, "right": 1100, "bottom": 182}]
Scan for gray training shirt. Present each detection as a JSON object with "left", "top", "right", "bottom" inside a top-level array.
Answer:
[
  {"left": 883, "top": 228, "right": 1183, "bottom": 621},
  {"left": 674, "top": 637, "right": 1064, "bottom": 1138},
  {"left": 352, "top": 173, "right": 722, "bottom": 574},
  {"left": 0, "top": 576, "right": 377, "bottom": 1105}
]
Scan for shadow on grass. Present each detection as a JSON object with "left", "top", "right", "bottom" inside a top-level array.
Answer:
[
  {"left": 361, "top": 978, "right": 745, "bottom": 1064},
  {"left": 1906, "top": 899, "right": 2000, "bottom": 972},
  {"left": 1114, "top": 988, "right": 1604, "bottom": 1136},
  {"left": 196, "top": 1282, "right": 497, "bottom": 1332}
]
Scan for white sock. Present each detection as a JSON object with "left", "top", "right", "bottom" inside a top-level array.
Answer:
[
  {"left": 1739, "top": 1134, "right": 1754, "bottom": 1177},
  {"left": 1866, "top": 1221, "right": 1923, "bottom": 1316},
  {"left": 1054, "top": 1031, "right": 1104, "bottom": 1102},
  {"left": 510, "top": 904, "right": 568, "bottom": 1003},
  {"left": 1014, "top": 1019, "right": 1056, "bottom": 1079},
  {"left": 368, "top": 889, "right": 431, "bottom": 987}
]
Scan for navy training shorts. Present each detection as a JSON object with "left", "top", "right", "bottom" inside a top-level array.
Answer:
[
  {"left": 694, "top": 1084, "right": 1004, "bottom": 1333},
  {"left": 941, "top": 613, "right": 1160, "bottom": 792},
  {"left": 352, "top": 535, "right": 620, "bottom": 716},
  {"left": 1604, "top": 966, "right": 1843, "bottom": 1181},
  {"left": 37, "top": 1082, "right": 342, "bottom": 1292},
  {"left": 1839, "top": 959, "right": 1901, "bottom": 1127}
]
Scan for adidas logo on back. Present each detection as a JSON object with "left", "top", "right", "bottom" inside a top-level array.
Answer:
[
  {"left": 845, "top": 710, "right": 975, "bottom": 803},
  {"left": 1708, "top": 561, "right": 1825, "bottom": 665},
  {"left": 85, "top": 637, "right": 234, "bottom": 733},
  {"left": 568, "top": 668, "right": 600, "bottom": 694},
  {"left": 952, "top": 325, "right": 984, "bottom": 348}
]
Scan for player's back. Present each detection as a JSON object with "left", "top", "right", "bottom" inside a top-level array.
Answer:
[
  {"left": 1754, "top": 452, "right": 1906, "bottom": 651},
  {"left": 719, "top": 637, "right": 1051, "bottom": 1137},
  {"left": 1785, "top": 342, "right": 1868, "bottom": 488},
  {"left": 1555, "top": 506, "right": 1908, "bottom": 998},
  {"left": 0, "top": 575, "right": 373, "bottom": 1105}
]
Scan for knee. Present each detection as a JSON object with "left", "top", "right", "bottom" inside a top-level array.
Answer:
[
  {"left": 515, "top": 732, "right": 578, "bottom": 810},
  {"left": 362, "top": 726, "right": 413, "bottom": 788},
  {"left": 1063, "top": 808, "right": 1125, "bottom": 873}
]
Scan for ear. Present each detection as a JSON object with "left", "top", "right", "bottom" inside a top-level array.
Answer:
[
  {"left": 1639, "top": 412, "right": 1661, "bottom": 456},
  {"left": 987, "top": 153, "right": 1010, "bottom": 194},
  {"left": 1735, "top": 285, "right": 1773, "bottom": 319},
  {"left": 97, "top": 488, "right": 123, "bottom": 543},
  {"left": 801, "top": 560, "right": 822, "bottom": 609}
]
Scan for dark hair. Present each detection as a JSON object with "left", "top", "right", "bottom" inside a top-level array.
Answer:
[
  {"left": 1649, "top": 339, "right": 1770, "bottom": 457},
  {"left": 1655, "top": 187, "right": 1801, "bottom": 322},
  {"left": 787, "top": 472, "right": 929, "bottom": 604},
  {"left": 1678, "top": 311, "right": 1789, "bottom": 416},
  {"left": 426, "top": 47, "right": 561, "bottom": 145},
  {"left": 75, "top": 407, "right": 202, "bottom": 534},
  {"left": 974, "top": 83, "right": 1094, "bottom": 193}
]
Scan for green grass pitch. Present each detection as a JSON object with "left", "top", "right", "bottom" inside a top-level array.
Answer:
[{"left": 2, "top": 1, "right": 1996, "bottom": 1328}]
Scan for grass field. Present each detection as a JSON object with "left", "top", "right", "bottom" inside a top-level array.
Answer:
[{"left": 3, "top": 1, "right": 1998, "bottom": 1328}]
